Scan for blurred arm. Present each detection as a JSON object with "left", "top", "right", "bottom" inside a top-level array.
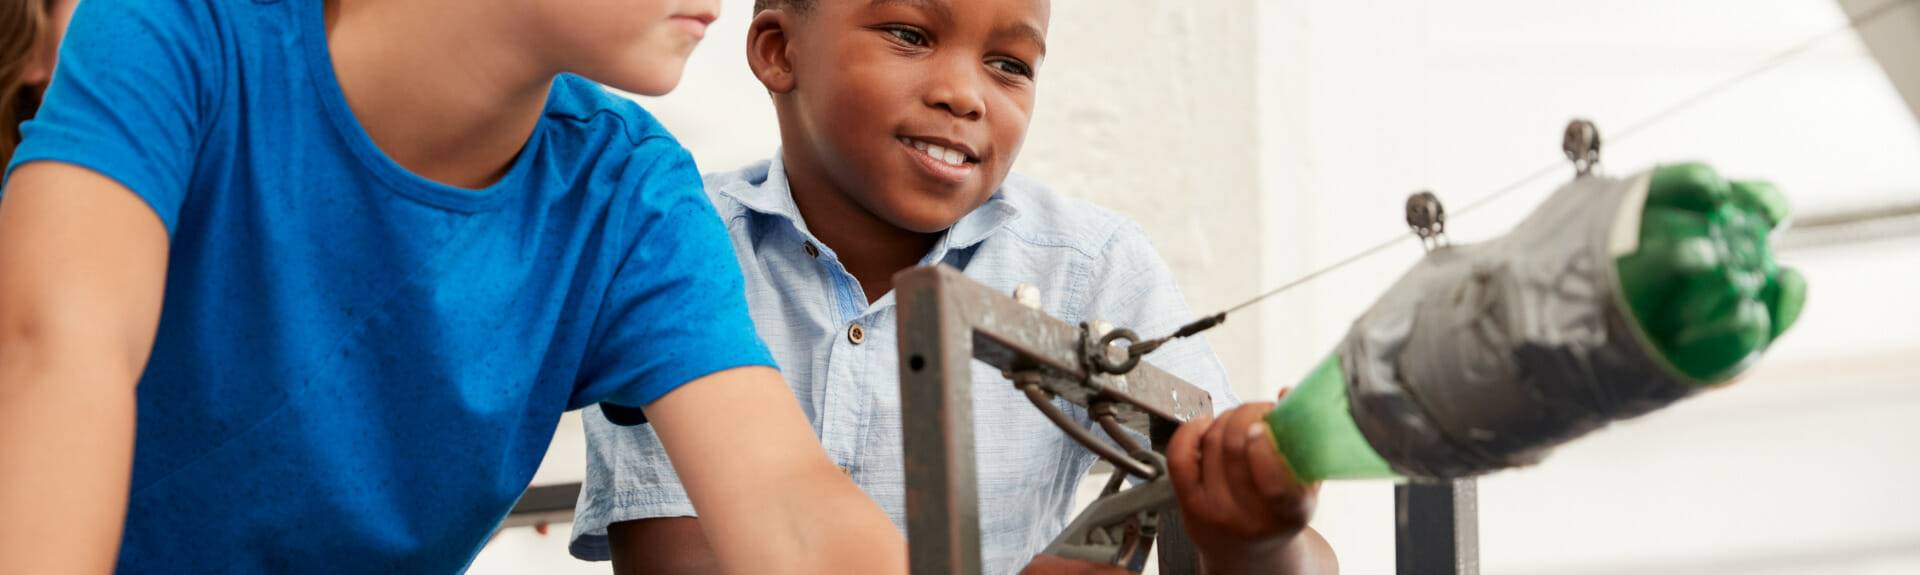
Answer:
[
  {"left": 0, "top": 163, "right": 171, "bottom": 573},
  {"left": 607, "top": 517, "right": 721, "bottom": 575}
]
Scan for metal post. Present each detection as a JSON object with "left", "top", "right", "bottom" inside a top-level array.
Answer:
[
  {"left": 897, "top": 269, "right": 983, "bottom": 575},
  {"left": 1152, "top": 418, "right": 1203, "bottom": 574},
  {"left": 1396, "top": 478, "right": 1479, "bottom": 575}
]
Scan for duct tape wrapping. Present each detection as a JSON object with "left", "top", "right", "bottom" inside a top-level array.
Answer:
[{"left": 1343, "top": 172, "right": 1703, "bottom": 479}]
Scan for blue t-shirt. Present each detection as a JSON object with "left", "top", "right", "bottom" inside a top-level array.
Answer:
[{"left": 4, "top": 0, "right": 772, "bottom": 571}]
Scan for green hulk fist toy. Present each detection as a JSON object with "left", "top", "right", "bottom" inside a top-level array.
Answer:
[{"left": 1263, "top": 161, "right": 1807, "bottom": 482}]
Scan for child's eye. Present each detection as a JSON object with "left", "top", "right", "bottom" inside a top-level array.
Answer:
[
  {"left": 989, "top": 58, "right": 1034, "bottom": 79},
  {"left": 883, "top": 26, "right": 929, "bottom": 47}
]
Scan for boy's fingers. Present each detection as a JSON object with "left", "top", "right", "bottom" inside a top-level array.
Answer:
[
  {"left": 1244, "top": 424, "right": 1298, "bottom": 501},
  {"left": 1219, "top": 405, "right": 1262, "bottom": 472},
  {"left": 1200, "top": 409, "right": 1236, "bottom": 512},
  {"left": 1221, "top": 429, "right": 1270, "bottom": 534},
  {"left": 1244, "top": 442, "right": 1320, "bottom": 534},
  {"left": 1219, "top": 405, "right": 1271, "bottom": 517}
]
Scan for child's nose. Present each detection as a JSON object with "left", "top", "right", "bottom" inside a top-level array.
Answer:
[{"left": 923, "top": 60, "right": 987, "bottom": 120}]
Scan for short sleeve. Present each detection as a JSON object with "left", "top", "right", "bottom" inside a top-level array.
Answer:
[
  {"left": 1080, "top": 220, "right": 1240, "bottom": 417},
  {"left": 567, "top": 404, "right": 696, "bottom": 561},
  {"left": 571, "top": 142, "right": 775, "bottom": 410},
  {"left": 4, "top": 0, "right": 222, "bottom": 235}
]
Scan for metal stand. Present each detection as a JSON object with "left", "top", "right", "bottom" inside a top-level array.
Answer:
[
  {"left": 1396, "top": 479, "right": 1479, "bottom": 575},
  {"left": 895, "top": 265, "right": 1213, "bottom": 575},
  {"left": 895, "top": 264, "right": 1481, "bottom": 575}
]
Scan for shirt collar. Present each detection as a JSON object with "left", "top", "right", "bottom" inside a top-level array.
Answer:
[{"left": 718, "top": 150, "right": 1022, "bottom": 262}]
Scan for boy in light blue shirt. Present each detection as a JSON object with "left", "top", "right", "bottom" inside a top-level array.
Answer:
[{"left": 575, "top": 0, "right": 1339, "bottom": 573}]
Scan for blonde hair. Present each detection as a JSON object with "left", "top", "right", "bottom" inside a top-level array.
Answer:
[{"left": 2, "top": 0, "right": 51, "bottom": 167}]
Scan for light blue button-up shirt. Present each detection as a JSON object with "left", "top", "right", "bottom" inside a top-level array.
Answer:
[{"left": 571, "top": 155, "right": 1239, "bottom": 574}]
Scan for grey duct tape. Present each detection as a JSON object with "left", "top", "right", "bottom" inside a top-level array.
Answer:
[{"left": 1342, "top": 172, "right": 1702, "bottom": 479}]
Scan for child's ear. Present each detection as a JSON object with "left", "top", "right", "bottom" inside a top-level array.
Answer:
[
  {"left": 16, "top": 53, "right": 54, "bottom": 90},
  {"left": 746, "top": 10, "right": 797, "bottom": 94}
]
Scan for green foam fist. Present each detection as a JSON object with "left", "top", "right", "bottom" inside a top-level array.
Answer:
[
  {"left": 1263, "top": 355, "right": 1394, "bottom": 482},
  {"left": 1615, "top": 163, "right": 1806, "bottom": 383}
]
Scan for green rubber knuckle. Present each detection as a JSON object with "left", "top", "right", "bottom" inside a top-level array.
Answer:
[
  {"left": 1765, "top": 266, "right": 1807, "bottom": 339},
  {"left": 1618, "top": 163, "right": 1806, "bottom": 383},
  {"left": 1730, "top": 180, "right": 1790, "bottom": 230},
  {"left": 1263, "top": 354, "right": 1397, "bottom": 482},
  {"left": 1647, "top": 162, "right": 1731, "bottom": 213}
]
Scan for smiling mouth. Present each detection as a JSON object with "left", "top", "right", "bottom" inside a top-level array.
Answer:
[
  {"left": 898, "top": 137, "right": 977, "bottom": 165},
  {"left": 896, "top": 136, "right": 980, "bottom": 184}
]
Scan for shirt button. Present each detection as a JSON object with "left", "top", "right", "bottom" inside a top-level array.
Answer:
[
  {"left": 847, "top": 323, "right": 866, "bottom": 345},
  {"left": 804, "top": 242, "right": 821, "bottom": 258}
]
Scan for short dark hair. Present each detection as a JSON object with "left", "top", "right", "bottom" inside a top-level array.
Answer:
[{"left": 753, "top": 0, "right": 815, "bottom": 15}]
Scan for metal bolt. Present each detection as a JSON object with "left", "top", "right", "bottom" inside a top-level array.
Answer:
[
  {"left": 1564, "top": 118, "right": 1602, "bottom": 177},
  {"left": 1406, "top": 191, "right": 1448, "bottom": 250}
]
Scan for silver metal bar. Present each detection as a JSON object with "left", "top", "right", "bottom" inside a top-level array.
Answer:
[{"left": 898, "top": 266, "right": 984, "bottom": 575}]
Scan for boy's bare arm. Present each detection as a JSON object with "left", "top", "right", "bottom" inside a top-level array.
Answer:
[
  {"left": 0, "top": 163, "right": 171, "bottom": 574},
  {"left": 645, "top": 366, "right": 906, "bottom": 575},
  {"left": 607, "top": 517, "right": 720, "bottom": 575}
]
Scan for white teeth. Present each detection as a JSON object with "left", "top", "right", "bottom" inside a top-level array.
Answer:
[{"left": 906, "top": 138, "right": 969, "bottom": 166}]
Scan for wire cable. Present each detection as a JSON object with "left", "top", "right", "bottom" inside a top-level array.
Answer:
[{"left": 1131, "top": 0, "right": 1916, "bottom": 352}]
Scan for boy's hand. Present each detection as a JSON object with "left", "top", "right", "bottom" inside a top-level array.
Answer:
[{"left": 1169, "top": 399, "right": 1321, "bottom": 575}]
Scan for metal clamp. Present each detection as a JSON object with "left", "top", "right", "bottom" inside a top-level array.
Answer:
[
  {"left": 1016, "top": 374, "right": 1159, "bottom": 479},
  {"left": 1407, "top": 191, "right": 1449, "bottom": 251},
  {"left": 1563, "top": 118, "right": 1602, "bottom": 177},
  {"left": 1087, "top": 312, "right": 1229, "bottom": 377}
]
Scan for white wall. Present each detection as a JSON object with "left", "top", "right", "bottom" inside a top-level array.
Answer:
[
  {"left": 1254, "top": 1, "right": 1920, "bottom": 574},
  {"left": 476, "top": 0, "right": 1920, "bottom": 572}
]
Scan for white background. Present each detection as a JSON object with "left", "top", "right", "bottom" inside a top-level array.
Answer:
[{"left": 474, "top": 0, "right": 1920, "bottom": 573}]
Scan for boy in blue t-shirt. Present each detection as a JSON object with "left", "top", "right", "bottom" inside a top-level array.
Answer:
[
  {"left": 577, "top": 0, "right": 1338, "bottom": 574},
  {"left": 0, "top": 0, "right": 905, "bottom": 572}
]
